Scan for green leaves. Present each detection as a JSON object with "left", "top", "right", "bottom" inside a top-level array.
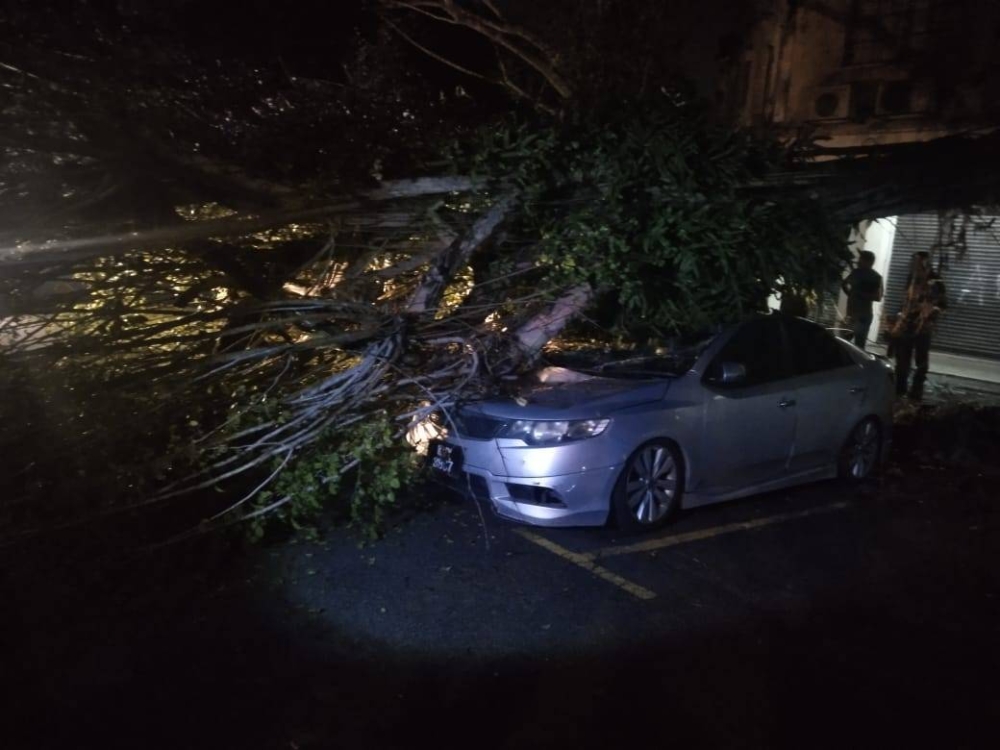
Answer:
[
  {"left": 246, "top": 412, "right": 419, "bottom": 541},
  {"left": 455, "top": 102, "right": 851, "bottom": 339}
]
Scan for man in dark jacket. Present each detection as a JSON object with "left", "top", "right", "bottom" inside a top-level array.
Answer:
[{"left": 841, "top": 250, "right": 883, "bottom": 350}]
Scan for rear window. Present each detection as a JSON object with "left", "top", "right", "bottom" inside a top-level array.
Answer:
[{"left": 784, "top": 318, "right": 855, "bottom": 375}]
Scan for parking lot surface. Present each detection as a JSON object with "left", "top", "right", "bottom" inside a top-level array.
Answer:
[{"left": 6, "top": 466, "right": 1000, "bottom": 749}]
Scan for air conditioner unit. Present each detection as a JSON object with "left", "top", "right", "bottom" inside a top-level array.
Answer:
[{"left": 810, "top": 85, "right": 851, "bottom": 120}]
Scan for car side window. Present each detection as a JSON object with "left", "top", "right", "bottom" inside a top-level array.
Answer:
[
  {"left": 707, "top": 319, "right": 791, "bottom": 386},
  {"left": 783, "top": 318, "right": 855, "bottom": 375}
]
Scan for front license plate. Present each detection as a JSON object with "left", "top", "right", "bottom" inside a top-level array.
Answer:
[{"left": 430, "top": 441, "right": 462, "bottom": 477}]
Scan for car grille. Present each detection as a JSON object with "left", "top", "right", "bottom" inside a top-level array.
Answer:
[
  {"left": 506, "top": 483, "right": 566, "bottom": 507},
  {"left": 452, "top": 411, "right": 506, "bottom": 439}
]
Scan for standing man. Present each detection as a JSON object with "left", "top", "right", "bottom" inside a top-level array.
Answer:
[
  {"left": 841, "top": 250, "right": 884, "bottom": 350},
  {"left": 890, "top": 251, "right": 947, "bottom": 401}
]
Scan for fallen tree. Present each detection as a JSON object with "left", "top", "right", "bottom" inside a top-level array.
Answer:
[
  {"left": 1, "top": 98, "right": 862, "bottom": 540},
  {"left": 7, "top": 102, "right": 1000, "bottom": 541},
  {"left": 4, "top": 2, "right": 1000, "bottom": 543}
]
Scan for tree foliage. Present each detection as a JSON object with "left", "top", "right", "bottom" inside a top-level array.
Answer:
[{"left": 457, "top": 103, "right": 851, "bottom": 339}]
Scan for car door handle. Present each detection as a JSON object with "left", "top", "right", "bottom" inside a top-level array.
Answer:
[
  {"left": 778, "top": 398, "right": 796, "bottom": 408},
  {"left": 850, "top": 386, "right": 867, "bottom": 394}
]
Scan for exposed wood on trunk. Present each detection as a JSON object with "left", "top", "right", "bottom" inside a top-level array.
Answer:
[
  {"left": 370, "top": 239, "right": 452, "bottom": 279},
  {"left": 512, "top": 283, "right": 594, "bottom": 363},
  {"left": 0, "top": 177, "right": 485, "bottom": 266},
  {"left": 406, "top": 193, "right": 516, "bottom": 314},
  {"left": 363, "top": 176, "right": 487, "bottom": 201}
]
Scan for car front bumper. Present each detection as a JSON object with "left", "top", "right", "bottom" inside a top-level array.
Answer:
[{"left": 430, "top": 434, "right": 622, "bottom": 527}]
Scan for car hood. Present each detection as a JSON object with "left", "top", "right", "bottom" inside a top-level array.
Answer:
[{"left": 468, "top": 376, "right": 672, "bottom": 421}]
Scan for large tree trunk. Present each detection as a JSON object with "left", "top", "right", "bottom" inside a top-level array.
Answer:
[
  {"left": 0, "top": 178, "right": 485, "bottom": 267},
  {"left": 511, "top": 283, "right": 594, "bottom": 363},
  {"left": 407, "top": 193, "right": 516, "bottom": 314}
]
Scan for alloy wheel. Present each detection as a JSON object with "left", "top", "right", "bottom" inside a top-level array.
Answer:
[
  {"left": 624, "top": 444, "right": 678, "bottom": 525},
  {"left": 846, "top": 420, "right": 880, "bottom": 479}
]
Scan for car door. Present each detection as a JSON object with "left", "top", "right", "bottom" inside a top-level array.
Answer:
[
  {"left": 782, "top": 317, "right": 868, "bottom": 473},
  {"left": 699, "top": 317, "right": 798, "bottom": 492}
]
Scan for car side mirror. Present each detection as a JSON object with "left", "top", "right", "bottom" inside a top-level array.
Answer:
[{"left": 718, "top": 361, "right": 747, "bottom": 386}]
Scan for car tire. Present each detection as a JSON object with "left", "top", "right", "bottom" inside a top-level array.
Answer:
[
  {"left": 611, "top": 440, "right": 684, "bottom": 531},
  {"left": 838, "top": 417, "right": 882, "bottom": 480}
]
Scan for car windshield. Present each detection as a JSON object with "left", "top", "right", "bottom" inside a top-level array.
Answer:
[{"left": 542, "top": 332, "right": 719, "bottom": 380}]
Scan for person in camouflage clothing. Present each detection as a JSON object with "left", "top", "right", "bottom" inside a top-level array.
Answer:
[{"left": 889, "top": 251, "right": 947, "bottom": 401}]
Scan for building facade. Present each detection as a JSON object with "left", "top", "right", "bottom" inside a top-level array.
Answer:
[
  {"left": 733, "top": 1, "right": 1000, "bottom": 362},
  {"left": 722, "top": 0, "right": 1000, "bottom": 149}
]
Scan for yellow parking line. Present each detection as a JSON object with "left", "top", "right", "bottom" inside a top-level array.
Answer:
[
  {"left": 586, "top": 501, "right": 850, "bottom": 561},
  {"left": 515, "top": 530, "right": 658, "bottom": 601}
]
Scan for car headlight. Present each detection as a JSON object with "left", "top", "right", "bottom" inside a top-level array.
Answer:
[{"left": 502, "top": 418, "right": 611, "bottom": 445}]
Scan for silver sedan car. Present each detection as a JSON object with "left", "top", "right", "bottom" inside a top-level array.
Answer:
[{"left": 429, "top": 314, "right": 894, "bottom": 530}]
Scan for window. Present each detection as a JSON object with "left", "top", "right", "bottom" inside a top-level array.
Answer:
[
  {"left": 707, "top": 318, "right": 792, "bottom": 386},
  {"left": 880, "top": 81, "right": 913, "bottom": 114},
  {"left": 849, "top": 82, "right": 878, "bottom": 121},
  {"left": 843, "top": 0, "right": 934, "bottom": 66},
  {"left": 783, "top": 318, "right": 855, "bottom": 375}
]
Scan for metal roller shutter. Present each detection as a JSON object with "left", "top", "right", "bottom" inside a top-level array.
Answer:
[{"left": 883, "top": 213, "right": 1000, "bottom": 360}]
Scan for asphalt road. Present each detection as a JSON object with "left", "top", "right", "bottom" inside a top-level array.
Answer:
[{"left": 5, "top": 462, "right": 1000, "bottom": 749}]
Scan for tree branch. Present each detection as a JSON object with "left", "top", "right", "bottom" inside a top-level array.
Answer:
[
  {"left": 382, "top": 0, "right": 572, "bottom": 102},
  {"left": 381, "top": 16, "right": 497, "bottom": 84},
  {"left": 0, "top": 177, "right": 485, "bottom": 266},
  {"left": 435, "top": 0, "right": 571, "bottom": 99},
  {"left": 407, "top": 193, "right": 516, "bottom": 314}
]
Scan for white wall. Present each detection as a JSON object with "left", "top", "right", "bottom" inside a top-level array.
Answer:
[
  {"left": 768, "top": 217, "right": 897, "bottom": 336},
  {"left": 864, "top": 217, "right": 897, "bottom": 333}
]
